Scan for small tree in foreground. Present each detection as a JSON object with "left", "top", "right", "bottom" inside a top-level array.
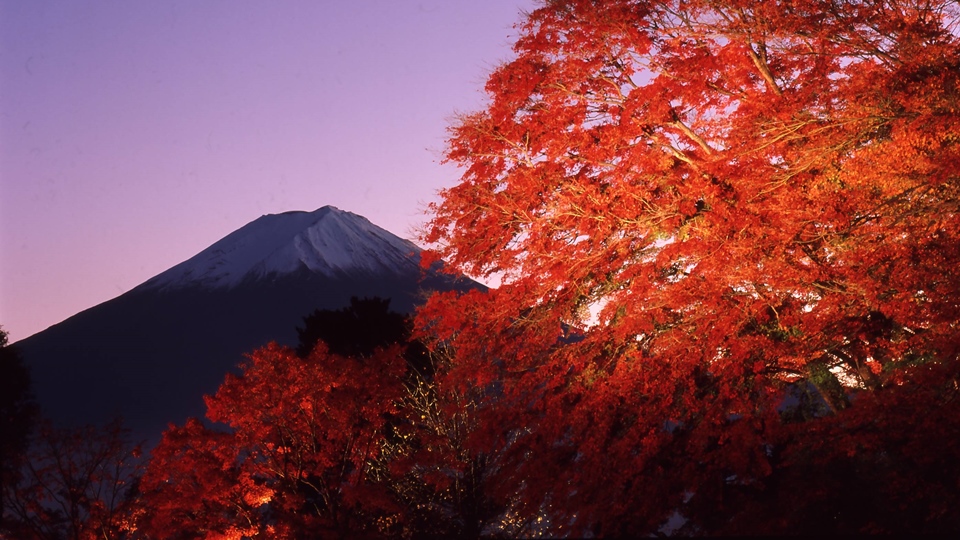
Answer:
[
  {"left": 2, "top": 420, "right": 143, "bottom": 540},
  {"left": 0, "top": 326, "right": 38, "bottom": 534},
  {"left": 135, "top": 342, "right": 406, "bottom": 538},
  {"left": 420, "top": 0, "right": 960, "bottom": 535}
]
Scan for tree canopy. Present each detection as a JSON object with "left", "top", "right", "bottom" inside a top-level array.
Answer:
[
  {"left": 296, "top": 297, "right": 409, "bottom": 358},
  {"left": 419, "top": 0, "right": 960, "bottom": 535}
]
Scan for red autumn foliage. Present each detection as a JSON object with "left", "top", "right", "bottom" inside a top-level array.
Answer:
[
  {"left": 134, "top": 418, "right": 258, "bottom": 539},
  {"left": 419, "top": 0, "right": 960, "bottom": 535},
  {"left": 135, "top": 342, "right": 407, "bottom": 538}
]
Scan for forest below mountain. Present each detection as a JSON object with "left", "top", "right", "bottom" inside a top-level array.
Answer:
[{"left": 4, "top": 0, "right": 960, "bottom": 537}]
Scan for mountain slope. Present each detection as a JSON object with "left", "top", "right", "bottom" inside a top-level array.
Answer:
[{"left": 16, "top": 207, "right": 476, "bottom": 441}]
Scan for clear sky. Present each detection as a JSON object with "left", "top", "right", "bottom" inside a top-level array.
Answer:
[{"left": 0, "top": 0, "right": 536, "bottom": 342}]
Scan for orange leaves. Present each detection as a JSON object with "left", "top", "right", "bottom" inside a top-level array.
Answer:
[
  {"left": 210, "top": 342, "right": 404, "bottom": 441},
  {"left": 135, "top": 342, "right": 410, "bottom": 537},
  {"left": 420, "top": 0, "right": 960, "bottom": 535},
  {"left": 138, "top": 419, "right": 257, "bottom": 538}
]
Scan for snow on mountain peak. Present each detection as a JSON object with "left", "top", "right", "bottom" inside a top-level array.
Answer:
[{"left": 143, "top": 206, "right": 422, "bottom": 291}]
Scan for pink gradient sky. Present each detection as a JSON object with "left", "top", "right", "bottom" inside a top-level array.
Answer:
[{"left": 1, "top": 0, "right": 535, "bottom": 342}]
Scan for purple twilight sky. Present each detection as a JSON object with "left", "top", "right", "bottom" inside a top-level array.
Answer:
[{"left": 1, "top": 0, "right": 537, "bottom": 342}]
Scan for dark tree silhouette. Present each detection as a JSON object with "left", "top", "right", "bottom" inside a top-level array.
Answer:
[
  {"left": 296, "top": 297, "right": 408, "bottom": 358},
  {"left": 3, "top": 420, "right": 143, "bottom": 540},
  {"left": 297, "top": 296, "right": 433, "bottom": 380},
  {"left": 0, "top": 326, "right": 38, "bottom": 533}
]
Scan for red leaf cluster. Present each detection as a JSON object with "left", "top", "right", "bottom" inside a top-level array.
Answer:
[
  {"left": 135, "top": 343, "right": 407, "bottom": 538},
  {"left": 420, "top": 0, "right": 960, "bottom": 535}
]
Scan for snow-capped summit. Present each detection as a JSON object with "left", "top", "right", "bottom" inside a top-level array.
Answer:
[{"left": 143, "top": 206, "right": 421, "bottom": 291}]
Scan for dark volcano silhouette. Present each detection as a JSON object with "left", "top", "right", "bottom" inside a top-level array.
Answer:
[{"left": 16, "top": 207, "right": 478, "bottom": 441}]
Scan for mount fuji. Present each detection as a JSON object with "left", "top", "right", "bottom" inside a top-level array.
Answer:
[{"left": 16, "top": 207, "right": 478, "bottom": 441}]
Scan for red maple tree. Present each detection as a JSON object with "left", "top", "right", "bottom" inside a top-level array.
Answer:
[
  {"left": 135, "top": 342, "right": 407, "bottom": 538},
  {"left": 420, "top": 0, "right": 960, "bottom": 535}
]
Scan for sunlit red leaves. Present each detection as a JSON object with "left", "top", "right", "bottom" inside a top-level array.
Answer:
[
  {"left": 137, "top": 419, "right": 259, "bottom": 539},
  {"left": 421, "top": 0, "right": 960, "bottom": 535},
  {"left": 136, "top": 342, "right": 407, "bottom": 537}
]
